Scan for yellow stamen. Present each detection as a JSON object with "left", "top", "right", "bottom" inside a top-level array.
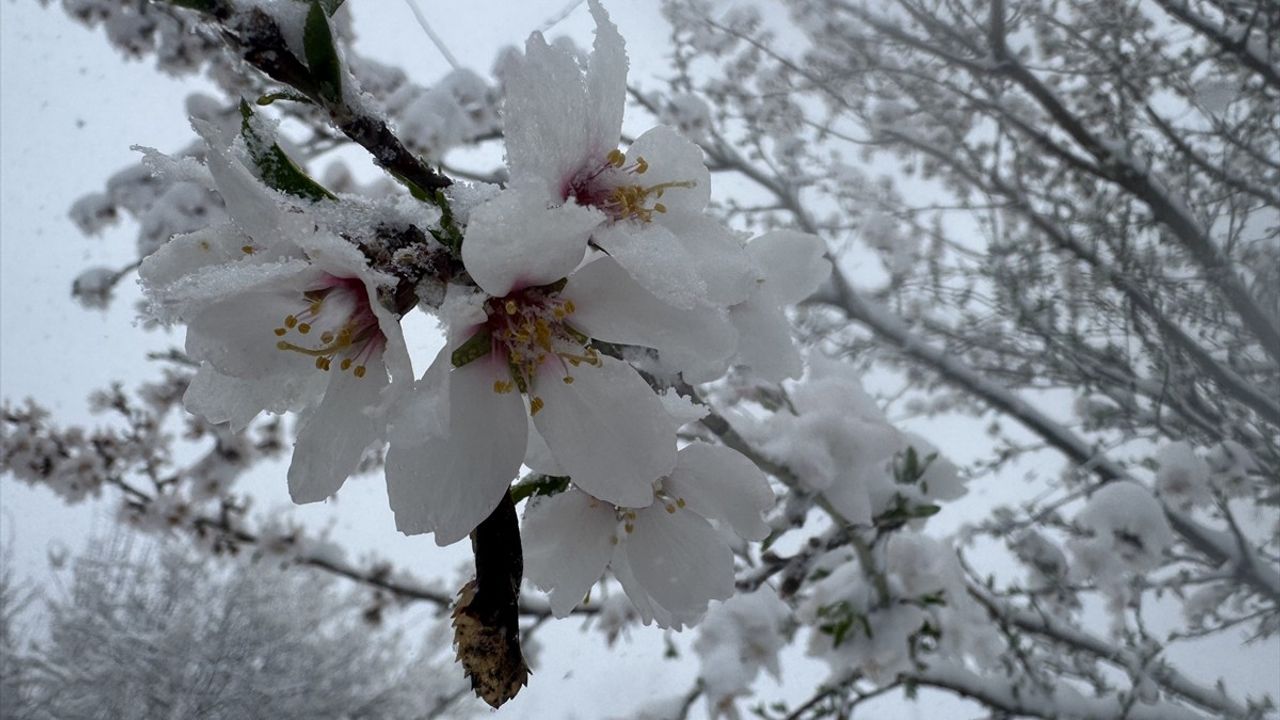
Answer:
[
  {"left": 353, "top": 365, "right": 366, "bottom": 378},
  {"left": 529, "top": 396, "right": 545, "bottom": 415}
]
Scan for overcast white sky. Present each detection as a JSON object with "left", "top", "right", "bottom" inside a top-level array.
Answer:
[{"left": 1, "top": 1, "right": 1276, "bottom": 718}]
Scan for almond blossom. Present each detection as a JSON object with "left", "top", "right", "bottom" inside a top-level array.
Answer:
[
  {"left": 139, "top": 122, "right": 413, "bottom": 506},
  {"left": 521, "top": 443, "right": 774, "bottom": 629},
  {"left": 465, "top": 0, "right": 754, "bottom": 313}
]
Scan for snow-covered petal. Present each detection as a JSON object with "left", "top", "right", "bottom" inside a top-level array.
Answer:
[
  {"left": 664, "top": 444, "right": 774, "bottom": 541},
  {"left": 462, "top": 184, "right": 603, "bottom": 296},
  {"left": 621, "top": 126, "right": 711, "bottom": 214},
  {"left": 194, "top": 119, "right": 314, "bottom": 248},
  {"left": 729, "top": 291, "right": 802, "bottom": 381},
  {"left": 385, "top": 351, "right": 527, "bottom": 545},
  {"left": 503, "top": 0, "right": 626, "bottom": 192},
  {"left": 582, "top": 0, "right": 628, "bottom": 167},
  {"left": 747, "top": 230, "right": 831, "bottom": 305},
  {"left": 532, "top": 355, "right": 673, "bottom": 508},
  {"left": 522, "top": 488, "right": 617, "bottom": 617},
  {"left": 287, "top": 359, "right": 389, "bottom": 503},
  {"left": 591, "top": 221, "right": 707, "bottom": 309},
  {"left": 621, "top": 504, "right": 735, "bottom": 626},
  {"left": 563, "top": 257, "right": 737, "bottom": 367}
]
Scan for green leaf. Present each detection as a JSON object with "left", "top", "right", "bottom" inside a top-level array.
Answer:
[
  {"left": 256, "top": 91, "right": 313, "bottom": 107},
  {"left": 451, "top": 328, "right": 493, "bottom": 368},
  {"left": 318, "top": 0, "right": 346, "bottom": 15},
  {"left": 509, "top": 475, "right": 570, "bottom": 504},
  {"left": 303, "top": 0, "right": 343, "bottom": 104},
  {"left": 238, "top": 100, "right": 335, "bottom": 202}
]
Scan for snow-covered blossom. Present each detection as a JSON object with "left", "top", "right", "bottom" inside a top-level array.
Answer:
[
  {"left": 139, "top": 121, "right": 413, "bottom": 506},
  {"left": 521, "top": 443, "right": 773, "bottom": 629},
  {"left": 798, "top": 533, "right": 993, "bottom": 686},
  {"left": 383, "top": 0, "right": 765, "bottom": 545},
  {"left": 742, "top": 354, "right": 964, "bottom": 525},
  {"left": 1154, "top": 441, "right": 1213, "bottom": 509},
  {"left": 693, "top": 590, "right": 789, "bottom": 715},
  {"left": 1068, "top": 482, "right": 1174, "bottom": 622},
  {"left": 467, "top": 0, "right": 753, "bottom": 317},
  {"left": 719, "top": 230, "right": 831, "bottom": 382}
]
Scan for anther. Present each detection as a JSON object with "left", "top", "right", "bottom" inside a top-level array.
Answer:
[
  {"left": 298, "top": 323, "right": 311, "bottom": 334},
  {"left": 340, "top": 358, "right": 353, "bottom": 370},
  {"left": 530, "top": 396, "right": 545, "bottom": 415},
  {"left": 274, "top": 328, "right": 287, "bottom": 337},
  {"left": 562, "top": 376, "right": 574, "bottom": 384},
  {"left": 353, "top": 365, "right": 367, "bottom": 378},
  {"left": 284, "top": 316, "right": 298, "bottom": 329}
]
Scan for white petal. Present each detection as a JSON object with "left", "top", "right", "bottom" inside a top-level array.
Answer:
[
  {"left": 184, "top": 363, "right": 322, "bottom": 432},
  {"left": 385, "top": 351, "right": 527, "bottom": 545},
  {"left": 287, "top": 358, "right": 389, "bottom": 503},
  {"left": 532, "top": 355, "right": 673, "bottom": 508},
  {"left": 461, "top": 184, "right": 603, "bottom": 296},
  {"left": 659, "top": 212, "right": 754, "bottom": 305},
  {"left": 610, "top": 545, "right": 661, "bottom": 626},
  {"left": 185, "top": 289, "right": 316, "bottom": 379},
  {"left": 622, "top": 126, "right": 710, "bottom": 214},
  {"left": 563, "top": 257, "right": 737, "bottom": 367},
  {"left": 665, "top": 444, "right": 774, "bottom": 541},
  {"left": 591, "top": 221, "right": 707, "bottom": 309},
  {"left": 624, "top": 504, "right": 734, "bottom": 628},
  {"left": 583, "top": 0, "right": 628, "bottom": 166},
  {"left": 195, "top": 119, "right": 312, "bottom": 248},
  {"left": 522, "top": 488, "right": 617, "bottom": 617},
  {"left": 747, "top": 230, "right": 831, "bottom": 305},
  {"left": 524, "top": 422, "right": 565, "bottom": 476},
  {"left": 729, "top": 291, "right": 803, "bottom": 381}
]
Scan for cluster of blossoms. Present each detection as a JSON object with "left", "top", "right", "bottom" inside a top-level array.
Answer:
[{"left": 137, "top": 0, "right": 830, "bottom": 627}]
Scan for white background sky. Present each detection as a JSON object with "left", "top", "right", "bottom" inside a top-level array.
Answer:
[{"left": 2, "top": 1, "right": 1276, "bottom": 718}]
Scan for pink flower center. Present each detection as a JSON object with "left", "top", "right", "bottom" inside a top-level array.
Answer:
[
  {"left": 273, "top": 276, "right": 385, "bottom": 378},
  {"left": 568, "top": 149, "right": 695, "bottom": 224}
]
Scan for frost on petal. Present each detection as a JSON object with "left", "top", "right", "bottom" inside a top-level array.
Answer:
[
  {"left": 591, "top": 221, "right": 707, "bottom": 309},
  {"left": 194, "top": 119, "right": 313, "bottom": 248},
  {"left": 564, "top": 257, "right": 737, "bottom": 367},
  {"left": 462, "top": 184, "right": 603, "bottom": 296},
  {"left": 184, "top": 363, "right": 322, "bottom": 432},
  {"left": 139, "top": 225, "right": 254, "bottom": 296},
  {"left": 664, "top": 444, "right": 774, "bottom": 541},
  {"left": 729, "top": 292, "right": 803, "bottom": 381},
  {"left": 287, "top": 358, "right": 390, "bottom": 503},
  {"left": 583, "top": 0, "right": 628, "bottom": 164},
  {"left": 748, "top": 230, "right": 831, "bottom": 305},
  {"left": 532, "top": 355, "right": 673, "bottom": 508},
  {"left": 622, "top": 126, "right": 711, "bottom": 214},
  {"left": 385, "top": 351, "right": 527, "bottom": 545},
  {"left": 622, "top": 504, "right": 735, "bottom": 628},
  {"left": 522, "top": 488, "right": 617, "bottom": 617},
  {"left": 503, "top": 3, "right": 626, "bottom": 193}
]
